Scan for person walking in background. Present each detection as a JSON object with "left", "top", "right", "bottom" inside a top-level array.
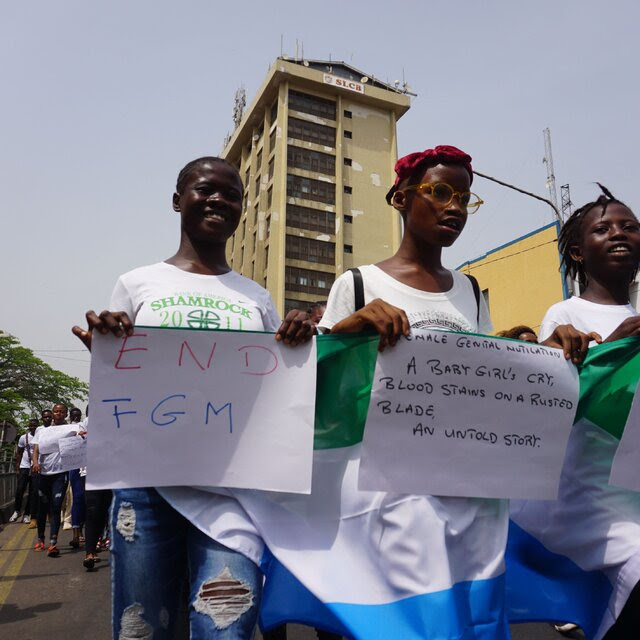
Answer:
[
  {"left": 67, "top": 406, "right": 86, "bottom": 549},
  {"left": 32, "top": 402, "right": 79, "bottom": 557},
  {"left": 9, "top": 418, "right": 40, "bottom": 524},
  {"left": 27, "top": 409, "right": 53, "bottom": 530}
]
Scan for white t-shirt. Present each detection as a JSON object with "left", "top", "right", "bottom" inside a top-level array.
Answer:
[
  {"left": 18, "top": 432, "right": 37, "bottom": 469},
  {"left": 109, "top": 261, "right": 281, "bottom": 542},
  {"left": 540, "top": 296, "right": 637, "bottom": 342},
  {"left": 320, "top": 265, "right": 492, "bottom": 335},
  {"left": 110, "top": 262, "right": 280, "bottom": 333}
]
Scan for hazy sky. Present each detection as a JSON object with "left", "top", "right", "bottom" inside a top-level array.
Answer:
[{"left": 2, "top": 0, "right": 639, "bottom": 383}]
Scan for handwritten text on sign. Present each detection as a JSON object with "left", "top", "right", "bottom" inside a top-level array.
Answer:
[
  {"left": 87, "top": 329, "right": 316, "bottom": 493},
  {"left": 358, "top": 332, "right": 579, "bottom": 499}
]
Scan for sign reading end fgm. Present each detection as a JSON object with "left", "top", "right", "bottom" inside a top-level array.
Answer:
[{"left": 87, "top": 328, "right": 317, "bottom": 494}]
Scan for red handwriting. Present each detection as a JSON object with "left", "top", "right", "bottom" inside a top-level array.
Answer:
[
  {"left": 178, "top": 341, "right": 217, "bottom": 371},
  {"left": 114, "top": 333, "right": 148, "bottom": 370},
  {"left": 237, "top": 345, "right": 278, "bottom": 376}
]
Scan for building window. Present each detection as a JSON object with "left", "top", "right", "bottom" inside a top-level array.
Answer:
[
  {"left": 285, "top": 266, "right": 335, "bottom": 295},
  {"left": 270, "top": 100, "right": 278, "bottom": 124},
  {"left": 344, "top": 109, "right": 352, "bottom": 118},
  {"left": 344, "top": 130, "right": 352, "bottom": 139},
  {"left": 344, "top": 157, "right": 352, "bottom": 166},
  {"left": 343, "top": 186, "right": 352, "bottom": 194},
  {"left": 286, "top": 235, "right": 335, "bottom": 265},
  {"left": 267, "top": 186, "right": 273, "bottom": 209},
  {"left": 256, "top": 149, "right": 262, "bottom": 170},
  {"left": 287, "top": 174, "right": 335, "bottom": 205},
  {"left": 244, "top": 167, "right": 250, "bottom": 187},
  {"left": 286, "top": 204, "right": 335, "bottom": 234},
  {"left": 287, "top": 145, "right": 335, "bottom": 176},
  {"left": 269, "top": 128, "right": 276, "bottom": 154},
  {"left": 268, "top": 157, "right": 274, "bottom": 180},
  {"left": 289, "top": 89, "right": 336, "bottom": 120},
  {"left": 285, "top": 298, "right": 304, "bottom": 315},
  {"left": 255, "top": 175, "right": 261, "bottom": 199},
  {"left": 344, "top": 214, "right": 353, "bottom": 224},
  {"left": 288, "top": 117, "right": 336, "bottom": 147},
  {"left": 344, "top": 244, "right": 353, "bottom": 254}
]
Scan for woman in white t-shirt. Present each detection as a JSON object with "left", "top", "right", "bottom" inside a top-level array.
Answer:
[
  {"left": 319, "top": 146, "right": 587, "bottom": 638},
  {"left": 512, "top": 185, "right": 640, "bottom": 639},
  {"left": 73, "top": 157, "right": 311, "bottom": 640}
]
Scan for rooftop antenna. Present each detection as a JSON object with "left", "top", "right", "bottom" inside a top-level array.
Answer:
[
  {"left": 543, "top": 127, "right": 560, "bottom": 223},
  {"left": 301, "top": 40, "right": 304, "bottom": 60},
  {"left": 280, "top": 34, "right": 283, "bottom": 57},
  {"left": 295, "top": 39, "right": 299, "bottom": 60}
]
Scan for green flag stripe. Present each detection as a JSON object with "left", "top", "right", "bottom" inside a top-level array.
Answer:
[
  {"left": 314, "top": 333, "right": 378, "bottom": 450},
  {"left": 575, "top": 336, "right": 640, "bottom": 440}
]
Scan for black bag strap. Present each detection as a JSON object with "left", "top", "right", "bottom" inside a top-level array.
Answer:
[
  {"left": 465, "top": 273, "right": 481, "bottom": 324},
  {"left": 349, "top": 267, "right": 365, "bottom": 311}
]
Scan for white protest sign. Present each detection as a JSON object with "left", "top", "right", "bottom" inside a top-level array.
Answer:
[
  {"left": 610, "top": 381, "right": 640, "bottom": 491},
  {"left": 358, "top": 332, "right": 579, "bottom": 499},
  {"left": 36, "top": 424, "right": 82, "bottom": 454},
  {"left": 87, "top": 328, "right": 316, "bottom": 493},
  {"left": 58, "top": 436, "right": 87, "bottom": 472}
]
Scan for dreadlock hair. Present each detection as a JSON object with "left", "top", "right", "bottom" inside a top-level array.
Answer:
[
  {"left": 495, "top": 325, "right": 537, "bottom": 341},
  {"left": 558, "top": 183, "right": 634, "bottom": 289},
  {"left": 175, "top": 157, "right": 242, "bottom": 194}
]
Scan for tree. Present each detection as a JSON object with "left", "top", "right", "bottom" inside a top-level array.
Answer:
[{"left": 0, "top": 331, "right": 88, "bottom": 426}]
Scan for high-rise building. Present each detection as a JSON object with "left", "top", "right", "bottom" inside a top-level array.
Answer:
[{"left": 222, "top": 57, "right": 411, "bottom": 315}]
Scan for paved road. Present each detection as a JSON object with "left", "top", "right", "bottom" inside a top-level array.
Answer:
[{"left": 0, "top": 521, "right": 578, "bottom": 640}]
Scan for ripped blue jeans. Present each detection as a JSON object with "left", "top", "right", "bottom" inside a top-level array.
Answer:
[{"left": 112, "top": 488, "right": 261, "bottom": 639}]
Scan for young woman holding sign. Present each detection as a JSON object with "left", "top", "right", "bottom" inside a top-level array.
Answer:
[
  {"left": 513, "top": 185, "right": 640, "bottom": 639},
  {"left": 73, "top": 157, "right": 312, "bottom": 639},
  {"left": 318, "top": 146, "right": 591, "bottom": 637}
]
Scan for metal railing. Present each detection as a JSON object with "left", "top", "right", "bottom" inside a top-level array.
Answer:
[{"left": 0, "top": 450, "right": 16, "bottom": 512}]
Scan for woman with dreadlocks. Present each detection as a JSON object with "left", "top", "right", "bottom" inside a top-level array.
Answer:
[
  {"left": 541, "top": 183, "right": 640, "bottom": 343},
  {"left": 511, "top": 184, "right": 640, "bottom": 640}
]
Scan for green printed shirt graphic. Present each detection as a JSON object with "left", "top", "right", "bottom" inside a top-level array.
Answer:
[{"left": 109, "top": 262, "right": 280, "bottom": 334}]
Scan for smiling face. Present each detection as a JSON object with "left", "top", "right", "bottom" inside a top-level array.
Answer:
[
  {"left": 393, "top": 164, "right": 471, "bottom": 248},
  {"left": 571, "top": 203, "right": 640, "bottom": 282},
  {"left": 172, "top": 161, "right": 243, "bottom": 246}
]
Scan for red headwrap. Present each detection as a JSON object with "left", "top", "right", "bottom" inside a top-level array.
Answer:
[{"left": 386, "top": 145, "right": 473, "bottom": 204}]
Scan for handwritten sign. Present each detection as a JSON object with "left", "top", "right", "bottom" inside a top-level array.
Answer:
[
  {"left": 59, "top": 436, "right": 87, "bottom": 472},
  {"left": 358, "top": 332, "right": 579, "bottom": 499},
  {"left": 87, "top": 328, "right": 316, "bottom": 493},
  {"left": 610, "top": 381, "right": 640, "bottom": 491},
  {"left": 36, "top": 424, "right": 82, "bottom": 454}
]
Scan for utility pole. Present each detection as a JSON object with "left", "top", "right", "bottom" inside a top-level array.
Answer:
[{"left": 543, "top": 128, "right": 559, "bottom": 220}]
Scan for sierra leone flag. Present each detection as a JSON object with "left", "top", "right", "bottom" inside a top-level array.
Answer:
[{"left": 171, "top": 334, "right": 640, "bottom": 639}]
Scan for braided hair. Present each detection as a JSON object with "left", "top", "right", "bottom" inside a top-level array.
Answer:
[
  {"left": 175, "top": 157, "right": 241, "bottom": 194},
  {"left": 558, "top": 184, "right": 634, "bottom": 289}
]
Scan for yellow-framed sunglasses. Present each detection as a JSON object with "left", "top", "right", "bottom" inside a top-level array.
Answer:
[{"left": 403, "top": 182, "right": 484, "bottom": 214}]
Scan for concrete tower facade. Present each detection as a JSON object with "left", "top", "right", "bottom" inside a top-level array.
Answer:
[{"left": 222, "top": 58, "right": 411, "bottom": 315}]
